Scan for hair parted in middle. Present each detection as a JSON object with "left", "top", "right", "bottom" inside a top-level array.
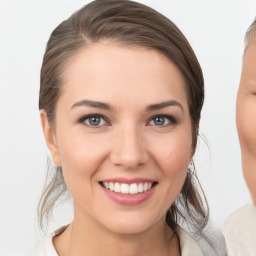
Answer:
[{"left": 38, "top": 0, "right": 208, "bottom": 239}]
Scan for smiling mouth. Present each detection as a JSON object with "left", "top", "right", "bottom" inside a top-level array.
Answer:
[{"left": 99, "top": 181, "right": 157, "bottom": 195}]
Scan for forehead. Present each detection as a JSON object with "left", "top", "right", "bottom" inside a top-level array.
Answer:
[
  {"left": 60, "top": 41, "right": 188, "bottom": 109},
  {"left": 64, "top": 41, "right": 184, "bottom": 81},
  {"left": 243, "top": 42, "right": 256, "bottom": 77}
]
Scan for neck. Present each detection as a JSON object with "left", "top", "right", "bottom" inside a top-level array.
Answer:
[
  {"left": 54, "top": 207, "right": 180, "bottom": 256},
  {"left": 73, "top": 221, "right": 174, "bottom": 256}
]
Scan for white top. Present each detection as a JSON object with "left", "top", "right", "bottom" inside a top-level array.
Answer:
[
  {"left": 222, "top": 203, "right": 256, "bottom": 256},
  {"left": 30, "top": 225, "right": 203, "bottom": 256}
]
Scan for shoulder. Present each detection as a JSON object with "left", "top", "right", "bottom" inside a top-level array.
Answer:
[
  {"left": 30, "top": 226, "right": 67, "bottom": 256},
  {"left": 223, "top": 203, "right": 256, "bottom": 232},
  {"left": 176, "top": 226, "right": 203, "bottom": 256},
  {"left": 222, "top": 203, "right": 256, "bottom": 255},
  {"left": 30, "top": 235, "right": 57, "bottom": 256}
]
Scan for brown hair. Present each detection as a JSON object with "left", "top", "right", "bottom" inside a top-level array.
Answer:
[{"left": 38, "top": 0, "right": 208, "bottom": 238}]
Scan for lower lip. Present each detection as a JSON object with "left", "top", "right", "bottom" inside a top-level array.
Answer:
[{"left": 101, "top": 185, "right": 156, "bottom": 206}]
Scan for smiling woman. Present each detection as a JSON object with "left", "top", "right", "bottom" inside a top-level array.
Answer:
[{"left": 32, "top": 0, "right": 211, "bottom": 255}]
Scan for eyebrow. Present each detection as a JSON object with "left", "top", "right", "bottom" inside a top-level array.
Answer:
[
  {"left": 71, "top": 99, "right": 111, "bottom": 110},
  {"left": 146, "top": 100, "right": 184, "bottom": 112},
  {"left": 71, "top": 99, "right": 183, "bottom": 112}
]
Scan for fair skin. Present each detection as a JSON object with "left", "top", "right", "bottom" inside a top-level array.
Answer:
[
  {"left": 237, "top": 38, "right": 256, "bottom": 206},
  {"left": 41, "top": 41, "right": 195, "bottom": 256}
]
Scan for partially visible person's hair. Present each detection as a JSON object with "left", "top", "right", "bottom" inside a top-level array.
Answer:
[
  {"left": 38, "top": 0, "right": 208, "bottom": 241},
  {"left": 245, "top": 18, "right": 256, "bottom": 48}
]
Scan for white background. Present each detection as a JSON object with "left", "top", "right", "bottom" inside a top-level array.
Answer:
[{"left": 0, "top": 0, "right": 255, "bottom": 255}]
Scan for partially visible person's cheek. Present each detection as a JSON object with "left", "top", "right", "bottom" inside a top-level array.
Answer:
[
  {"left": 240, "top": 150, "right": 256, "bottom": 207},
  {"left": 237, "top": 91, "right": 256, "bottom": 205},
  {"left": 237, "top": 96, "right": 256, "bottom": 154}
]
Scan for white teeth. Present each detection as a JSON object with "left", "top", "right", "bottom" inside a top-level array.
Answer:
[
  {"left": 114, "top": 182, "right": 121, "bottom": 193},
  {"left": 121, "top": 183, "right": 129, "bottom": 194},
  {"left": 138, "top": 183, "right": 143, "bottom": 193},
  {"left": 102, "top": 181, "right": 154, "bottom": 194},
  {"left": 103, "top": 182, "right": 109, "bottom": 189},
  {"left": 109, "top": 182, "right": 114, "bottom": 191},
  {"left": 130, "top": 183, "right": 138, "bottom": 194}
]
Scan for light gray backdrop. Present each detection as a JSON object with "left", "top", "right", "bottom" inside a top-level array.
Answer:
[{"left": 0, "top": 0, "right": 255, "bottom": 255}]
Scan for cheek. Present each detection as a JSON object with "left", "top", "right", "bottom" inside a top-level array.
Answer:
[
  {"left": 241, "top": 154, "right": 256, "bottom": 205},
  {"left": 237, "top": 100, "right": 256, "bottom": 153},
  {"left": 154, "top": 127, "right": 193, "bottom": 164},
  {"left": 237, "top": 97, "right": 256, "bottom": 204},
  {"left": 151, "top": 130, "right": 192, "bottom": 180},
  {"left": 56, "top": 130, "right": 109, "bottom": 192},
  {"left": 155, "top": 140, "right": 190, "bottom": 207},
  {"left": 161, "top": 144, "right": 191, "bottom": 186}
]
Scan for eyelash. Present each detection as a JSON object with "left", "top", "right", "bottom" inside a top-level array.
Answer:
[
  {"left": 147, "top": 115, "right": 177, "bottom": 127},
  {"left": 78, "top": 114, "right": 110, "bottom": 128},
  {"left": 78, "top": 114, "right": 177, "bottom": 128}
]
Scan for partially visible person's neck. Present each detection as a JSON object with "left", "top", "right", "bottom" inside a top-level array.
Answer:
[{"left": 53, "top": 208, "right": 180, "bottom": 256}]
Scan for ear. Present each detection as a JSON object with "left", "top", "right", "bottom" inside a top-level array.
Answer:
[{"left": 40, "top": 110, "right": 61, "bottom": 166}]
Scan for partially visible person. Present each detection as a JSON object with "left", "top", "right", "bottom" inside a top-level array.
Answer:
[{"left": 223, "top": 18, "right": 256, "bottom": 256}]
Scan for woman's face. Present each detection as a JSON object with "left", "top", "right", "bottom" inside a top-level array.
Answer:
[
  {"left": 42, "top": 41, "right": 194, "bottom": 234},
  {"left": 237, "top": 41, "right": 256, "bottom": 205}
]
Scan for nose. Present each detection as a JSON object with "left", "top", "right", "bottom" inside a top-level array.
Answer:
[{"left": 110, "top": 125, "right": 149, "bottom": 169}]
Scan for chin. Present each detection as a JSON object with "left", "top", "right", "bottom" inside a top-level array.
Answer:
[{"left": 100, "top": 212, "right": 164, "bottom": 235}]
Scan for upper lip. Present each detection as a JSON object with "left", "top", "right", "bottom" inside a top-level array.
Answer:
[{"left": 99, "top": 178, "right": 156, "bottom": 185}]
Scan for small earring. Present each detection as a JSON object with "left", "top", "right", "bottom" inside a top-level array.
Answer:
[{"left": 188, "top": 160, "right": 195, "bottom": 174}]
